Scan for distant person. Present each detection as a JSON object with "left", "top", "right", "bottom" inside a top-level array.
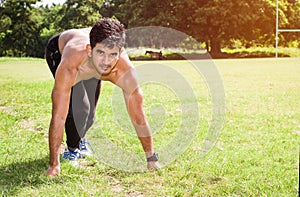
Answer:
[{"left": 45, "top": 18, "right": 160, "bottom": 177}]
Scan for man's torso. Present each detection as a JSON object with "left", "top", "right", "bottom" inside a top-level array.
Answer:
[
  {"left": 58, "top": 28, "right": 99, "bottom": 84},
  {"left": 56, "top": 28, "right": 134, "bottom": 89}
]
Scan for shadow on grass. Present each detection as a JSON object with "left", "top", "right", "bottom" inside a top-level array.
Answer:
[
  {"left": 0, "top": 157, "right": 67, "bottom": 196},
  {"left": 0, "top": 155, "right": 145, "bottom": 196}
]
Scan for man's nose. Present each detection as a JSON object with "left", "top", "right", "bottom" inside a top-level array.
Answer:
[{"left": 102, "top": 55, "right": 112, "bottom": 65}]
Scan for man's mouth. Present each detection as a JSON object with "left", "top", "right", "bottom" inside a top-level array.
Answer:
[{"left": 101, "top": 65, "right": 111, "bottom": 70}]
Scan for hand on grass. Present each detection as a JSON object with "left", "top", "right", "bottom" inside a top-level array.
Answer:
[
  {"left": 46, "top": 165, "right": 60, "bottom": 177},
  {"left": 147, "top": 161, "right": 162, "bottom": 170}
]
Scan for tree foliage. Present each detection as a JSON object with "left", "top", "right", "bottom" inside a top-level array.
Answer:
[
  {"left": 0, "top": 0, "right": 299, "bottom": 57},
  {"left": 56, "top": 0, "right": 103, "bottom": 30},
  {"left": 0, "top": 0, "right": 44, "bottom": 56}
]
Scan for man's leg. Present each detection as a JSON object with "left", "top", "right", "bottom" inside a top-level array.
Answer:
[
  {"left": 77, "top": 78, "right": 101, "bottom": 156},
  {"left": 45, "top": 34, "right": 61, "bottom": 77},
  {"left": 65, "top": 78, "right": 101, "bottom": 150},
  {"left": 65, "top": 81, "right": 90, "bottom": 150},
  {"left": 82, "top": 78, "right": 101, "bottom": 135}
]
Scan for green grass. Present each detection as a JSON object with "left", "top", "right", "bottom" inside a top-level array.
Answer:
[{"left": 0, "top": 57, "right": 299, "bottom": 196}]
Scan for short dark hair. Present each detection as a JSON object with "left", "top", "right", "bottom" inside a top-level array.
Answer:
[{"left": 90, "top": 18, "right": 126, "bottom": 49}]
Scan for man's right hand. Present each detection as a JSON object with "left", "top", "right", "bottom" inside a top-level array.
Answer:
[{"left": 46, "top": 165, "right": 60, "bottom": 177}]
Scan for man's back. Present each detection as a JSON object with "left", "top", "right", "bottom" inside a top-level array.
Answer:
[
  {"left": 58, "top": 28, "right": 91, "bottom": 56},
  {"left": 56, "top": 28, "right": 98, "bottom": 84}
]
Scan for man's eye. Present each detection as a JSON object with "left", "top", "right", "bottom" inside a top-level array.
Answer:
[{"left": 97, "top": 50, "right": 104, "bottom": 55}]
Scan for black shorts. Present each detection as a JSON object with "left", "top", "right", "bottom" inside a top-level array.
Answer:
[{"left": 45, "top": 34, "right": 61, "bottom": 78}]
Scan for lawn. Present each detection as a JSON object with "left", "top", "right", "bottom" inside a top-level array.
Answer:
[{"left": 0, "top": 57, "right": 299, "bottom": 196}]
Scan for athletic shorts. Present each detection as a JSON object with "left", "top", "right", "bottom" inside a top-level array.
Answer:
[{"left": 45, "top": 34, "right": 61, "bottom": 78}]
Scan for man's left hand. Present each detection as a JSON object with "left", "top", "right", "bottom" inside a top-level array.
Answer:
[{"left": 147, "top": 161, "right": 162, "bottom": 170}]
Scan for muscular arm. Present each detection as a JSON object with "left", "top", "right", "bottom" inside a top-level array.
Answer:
[
  {"left": 112, "top": 54, "right": 159, "bottom": 169},
  {"left": 120, "top": 70, "right": 160, "bottom": 170},
  {"left": 123, "top": 86, "right": 154, "bottom": 157},
  {"left": 113, "top": 56, "right": 152, "bottom": 154},
  {"left": 46, "top": 48, "right": 81, "bottom": 176}
]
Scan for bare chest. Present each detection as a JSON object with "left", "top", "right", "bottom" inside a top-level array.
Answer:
[{"left": 74, "top": 62, "right": 99, "bottom": 85}]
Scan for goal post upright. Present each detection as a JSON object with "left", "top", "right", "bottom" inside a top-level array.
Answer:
[
  {"left": 276, "top": 0, "right": 279, "bottom": 58},
  {"left": 275, "top": 0, "right": 300, "bottom": 58}
]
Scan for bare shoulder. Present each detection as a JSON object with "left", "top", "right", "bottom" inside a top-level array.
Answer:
[
  {"left": 118, "top": 49, "right": 134, "bottom": 71},
  {"left": 58, "top": 28, "right": 91, "bottom": 69},
  {"left": 113, "top": 50, "right": 139, "bottom": 93},
  {"left": 59, "top": 28, "right": 91, "bottom": 54}
]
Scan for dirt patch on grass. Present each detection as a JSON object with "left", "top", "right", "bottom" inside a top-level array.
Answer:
[{"left": 0, "top": 106, "right": 16, "bottom": 115}]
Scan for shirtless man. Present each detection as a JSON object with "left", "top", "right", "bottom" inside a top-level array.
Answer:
[{"left": 45, "top": 18, "right": 159, "bottom": 177}]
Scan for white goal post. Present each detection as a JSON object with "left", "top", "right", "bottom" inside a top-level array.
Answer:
[{"left": 275, "top": 0, "right": 300, "bottom": 58}]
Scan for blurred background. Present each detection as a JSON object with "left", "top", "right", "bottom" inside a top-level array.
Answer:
[{"left": 0, "top": 0, "right": 299, "bottom": 58}]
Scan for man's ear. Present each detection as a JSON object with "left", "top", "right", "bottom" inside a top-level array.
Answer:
[{"left": 86, "top": 44, "right": 92, "bottom": 57}]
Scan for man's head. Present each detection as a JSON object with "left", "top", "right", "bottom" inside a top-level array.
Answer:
[
  {"left": 90, "top": 18, "right": 126, "bottom": 49},
  {"left": 88, "top": 18, "right": 126, "bottom": 75}
]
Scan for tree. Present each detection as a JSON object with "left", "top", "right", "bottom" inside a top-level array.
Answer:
[
  {"left": 0, "top": 0, "right": 44, "bottom": 57},
  {"left": 190, "top": 0, "right": 276, "bottom": 56},
  {"left": 112, "top": 0, "right": 177, "bottom": 28},
  {"left": 0, "top": 0, "right": 298, "bottom": 57},
  {"left": 112, "top": 0, "right": 278, "bottom": 56},
  {"left": 56, "top": 0, "right": 103, "bottom": 30},
  {"left": 111, "top": 0, "right": 192, "bottom": 48},
  {"left": 277, "top": 0, "right": 300, "bottom": 47}
]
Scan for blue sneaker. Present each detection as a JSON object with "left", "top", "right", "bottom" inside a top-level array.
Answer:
[
  {"left": 80, "top": 139, "right": 94, "bottom": 158},
  {"left": 62, "top": 148, "right": 81, "bottom": 161}
]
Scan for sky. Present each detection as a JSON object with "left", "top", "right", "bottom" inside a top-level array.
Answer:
[{"left": 36, "top": 0, "right": 66, "bottom": 6}]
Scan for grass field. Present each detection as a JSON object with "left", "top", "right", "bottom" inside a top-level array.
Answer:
[{"left": 0, "top": 57, "right": 299, "bottom": 196}]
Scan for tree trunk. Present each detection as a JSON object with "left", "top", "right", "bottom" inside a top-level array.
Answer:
[
  {"left": 205, "top": 40, "right": 210, "bottom": 52},
  {"left": 210, "top": 39, "right": 222, "bottom": 57}
]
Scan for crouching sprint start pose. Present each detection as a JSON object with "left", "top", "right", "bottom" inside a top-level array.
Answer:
[{"left": 45, "top": 18, "right": 160, "bottom": 176}]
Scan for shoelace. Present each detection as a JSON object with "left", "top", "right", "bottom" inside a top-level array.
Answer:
[
  {"left": 80, "top": 141, "right": 94, "bottom": 153},
  {"left": 69, "top": 151, "right": 80, "bottom": 160}
]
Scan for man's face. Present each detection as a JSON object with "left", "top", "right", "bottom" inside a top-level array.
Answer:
[{"left": 89, "top": 43, "right": 120, "bottom": 75}]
